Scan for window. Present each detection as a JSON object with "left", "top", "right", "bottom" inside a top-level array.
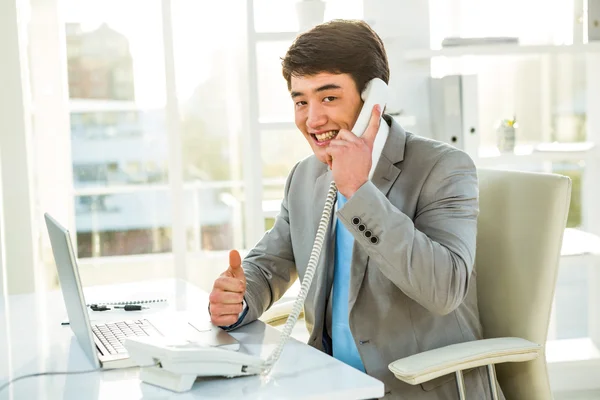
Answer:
[
  {"left": 63, "top": 0, "right": 170, "bottom": 260},
  {"left": 74, "top": 191, "right": 170, "bottom": 257},
  {"left": 170, "top": 0, "right": 247, "bottom": 252},
  {"left": 261, "top": 129, "right": 312, "bottom": 179},
  {"left": 36, "top": 0, "right": 363, "bottom": 284},
  {"left": 255, "top": 40, "right": 314, "bottom": 196},
  {"left": 73, "top": 163, "right": 108, "bottom": 183}
]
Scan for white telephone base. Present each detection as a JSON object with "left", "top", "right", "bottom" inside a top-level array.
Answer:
[{"left": 124, "top": 336, "right": 265, "bottom": 392}]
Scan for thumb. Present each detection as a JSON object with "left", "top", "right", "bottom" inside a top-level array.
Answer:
[{"left": 228, "top": 249, "right": 245, "bottom": 283}]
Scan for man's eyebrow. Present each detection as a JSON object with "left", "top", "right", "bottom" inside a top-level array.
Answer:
[
  {"left": 290, "top": 83, "right": 343, "bottom": 99},
  {"left": 315, "top": 83, "right": 342, "bottom": 92}
]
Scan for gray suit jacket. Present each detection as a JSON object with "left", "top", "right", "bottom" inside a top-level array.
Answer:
[{"left": 237, "top": 116, "right": 503, "bottom": 399}]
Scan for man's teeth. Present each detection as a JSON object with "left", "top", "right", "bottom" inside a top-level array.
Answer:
[{"left": 315, "top": 131, "right": 338, "bottom": 142}]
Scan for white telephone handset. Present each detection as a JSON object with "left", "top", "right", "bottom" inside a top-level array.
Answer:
[
  {"left": 352, "top": 77, "right": 389, "bottom": 138},
  {"left": 353, "top": 77, "right": 389, "bottom": 179},
  {"left": 124, "top": 78, "right": 389, "bottom": 392}
]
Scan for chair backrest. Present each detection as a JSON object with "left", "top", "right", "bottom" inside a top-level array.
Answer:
[{"left": 475, "top": 169, "right": 571, "bottom": 400}]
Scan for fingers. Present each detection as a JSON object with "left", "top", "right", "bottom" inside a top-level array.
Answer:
[
  {"left": 334, "top": 129, "right": 360, "bottom": 143},
  {"left": 325, "top": 146, "right": 335, "bottom": 168},
  {"left": 208, "top": 289, "right": 243, "bottom": 326},
  {"left": 210, "top": 304, "right": 242, "bottom": 326},
  {"left": 362, "top": 104, "right": 382, "bottom": 147},
  {"left": 328, "top": 139, "right": 352, "bottom": 149},
  {"left": 326, "top": 135, "right": 352, "bottom": 160},
  {"left": 208, "top": 285, "right": 244, "bottom": 326},
  {"left": 214, "top": 275, "right": 245, "bottom": 293},
  {"left": 325, "top": 143, "right": 345, "bottom": 163},
  {"left": 209, "top": 288, "right": 244, "bottom": 305},
  {"left": 209, "top": 275, "right": 245, "bottom": 326},
  {"left": 210, "top": 302, "right": 244, "bottom": 317},
  {"left": 327, "top": 131, "right": 354, "bottom": 161},
  {"left": 210, "top": 312, "right": 241, "bottom": 327}
]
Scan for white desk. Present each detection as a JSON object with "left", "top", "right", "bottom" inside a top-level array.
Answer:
[{"left": 0, "top": 279, "right": 384, "bottom": 399}]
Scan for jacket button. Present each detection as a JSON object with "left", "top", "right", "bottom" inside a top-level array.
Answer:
[
  {"left": 364, "top": 230, "right": 372, "bottom": 238},
  {"left": 370, "top": 236, "right": 379, "bottom": 244},
  {"left": 352, "top": 217, "right": 361, "bottom": 225},
  {"left": 358, "top": 224, "right": 366, "bottom": 232}
]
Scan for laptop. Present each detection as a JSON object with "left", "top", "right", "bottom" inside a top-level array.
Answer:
[{"left": 44, "top": 213, "right": 240, "bottom": 369}]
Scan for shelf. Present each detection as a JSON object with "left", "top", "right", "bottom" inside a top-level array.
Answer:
[
  {"left": 405, "top": 42, "right": 600, "bottom": 61},
  {"left": 561, "top": 228, "right": 600, "bottom": 258},
  {"left": 474, "top": 142, "right": 596, "bottom": 167}
]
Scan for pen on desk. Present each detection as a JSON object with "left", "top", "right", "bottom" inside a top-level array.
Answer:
[
  {"left": 114, "top": 304, "right": 148, "bottom": 311},
  {"left": 61, "top": 304, "right": 148, "bottom": 325},
  {"left": 89, "top": 304, "right": 111, "bottom": 311}
]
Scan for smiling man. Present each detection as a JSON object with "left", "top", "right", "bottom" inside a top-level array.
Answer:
[{"left": 208, "top": 20, "right": 503, "bottom": 399}]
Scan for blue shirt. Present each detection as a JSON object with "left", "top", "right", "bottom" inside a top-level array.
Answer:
[{"left": 332, "top": 193, "right": 365, "bottom": 372}]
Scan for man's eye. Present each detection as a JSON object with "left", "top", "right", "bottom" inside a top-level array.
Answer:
[
  {"left": 323, "top": 96, "right": 337, "bottom": 102},
  {"left": 295, "top": 101, "right": 307, "bottom": 107}
]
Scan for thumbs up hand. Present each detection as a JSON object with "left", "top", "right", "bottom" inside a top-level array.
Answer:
[{"left": 209, "top": 250, "right": 247, "bottom": 326}]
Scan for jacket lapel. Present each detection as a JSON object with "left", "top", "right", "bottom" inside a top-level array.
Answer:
[
  {"left": 371, "top": 115, "right": 405, "bottom": 197},
  {"left": 348, "top": 116, "right": 406, "bottom": 311}
]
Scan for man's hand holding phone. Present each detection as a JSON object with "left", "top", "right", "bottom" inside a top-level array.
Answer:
[
  {"left": 209, "top": 250, "right": 246, "bottom": 327},
  {"left": 326, "top": 104, "right": 382, "bottom": 198}
]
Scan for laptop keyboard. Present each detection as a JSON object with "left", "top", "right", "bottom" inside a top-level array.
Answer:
[{"left": 92, "top": 319, "right": 161, "bottom": 355}]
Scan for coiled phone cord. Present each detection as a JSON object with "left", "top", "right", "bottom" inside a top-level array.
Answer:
[{"left": 262, "top": 180, "right": 338, "bottom": 375}]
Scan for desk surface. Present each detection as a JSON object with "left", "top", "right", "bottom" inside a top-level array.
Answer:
[{"left": 0, "top": 279, "right": 384, "bottom": 399}]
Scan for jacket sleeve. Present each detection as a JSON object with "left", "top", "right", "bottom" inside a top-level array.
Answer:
[
  {"left": 337, "top": 149, "right": 478, "bottom": 316},
  {"left": 228, "top": 163, "right": 300, "bottom": 329}
]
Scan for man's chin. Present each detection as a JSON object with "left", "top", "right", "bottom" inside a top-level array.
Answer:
[
  {"left": 312, "top": 152, "right": 329, "bottom": 165},
  {"left": 308, "top": 147, "right": 327, "bottom": 163}
]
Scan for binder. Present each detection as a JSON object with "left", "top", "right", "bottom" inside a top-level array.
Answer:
[
  {"left": 590, "top": 0, "right": 600, "bottom": 41},
  {"left": 429, "top": 75, "right": 480, "bottom": 157}
]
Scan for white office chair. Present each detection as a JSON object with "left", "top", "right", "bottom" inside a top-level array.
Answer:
[
  {"left": 262, "top": 169, "right": 572, "bottom": 399},
  {"left": 388, "top": 169, "right": 572, "bottom": 399},
  {"left": 259, "top": 300, "right": 303, "bottom": 326}
]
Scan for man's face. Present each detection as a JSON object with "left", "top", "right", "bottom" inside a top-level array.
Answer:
[{"left": 290, "top": 72, "right": 363, "bottom": 164}]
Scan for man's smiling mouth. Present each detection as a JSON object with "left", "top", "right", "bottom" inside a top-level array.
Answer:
[{"left": 312, "top": 130, "right": 339, "bottom": 143}]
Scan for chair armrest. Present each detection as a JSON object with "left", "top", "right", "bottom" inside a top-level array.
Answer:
[
  {"left": 258, "top": 301, "right": 303, "bottom": 326},
  {"left": 388, "top": 337, "right": 541, "bottom": 385}
]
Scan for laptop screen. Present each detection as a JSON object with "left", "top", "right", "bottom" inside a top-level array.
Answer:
[{"left": 44, "top": 213, "right": 100, "bottom": 369}]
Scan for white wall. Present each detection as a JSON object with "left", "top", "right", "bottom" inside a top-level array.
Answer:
[
  {"left": 0, "top": 0, "right": 40, "bottom": 295},
  {"left": 0, "top": 156, "right": 5, "bottom": 298},
  {"left": 29, "top": 0, "right": 77, "bottom": 290}
]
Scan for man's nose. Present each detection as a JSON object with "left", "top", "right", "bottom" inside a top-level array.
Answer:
[{"left": 306, "top": 103, "right": 327, "bottom": 129}]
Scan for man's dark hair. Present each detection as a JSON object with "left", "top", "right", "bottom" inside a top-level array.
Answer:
[{"left": 281, "top": 19, "right": 389, "bottom": 94}]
